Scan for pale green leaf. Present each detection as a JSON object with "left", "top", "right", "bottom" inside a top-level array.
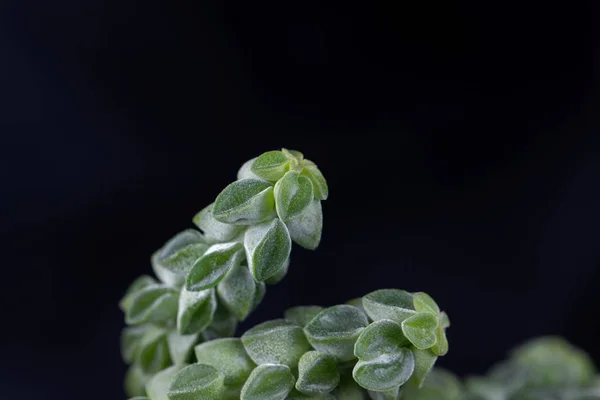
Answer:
[
  {"left": 282, "top": 148, "right": 304, "bottom": 161},
  {"left": 296, "top": 351, "right": 340, "bottom": 395},
  {"left": 168, "top": 363, "right": 225, "bottom": 400},
  {"left": 284, "top": 306, "right": 324, "bottom": 328},
  {"left": 274, "top": 170, "right": 314, "bottom": 221},
  {"left": 353, "top": 319, "right": 414, "bottom": 391},
  {"left": 177, "top": 287, "right": 217, "bottom": 335},
  {"left": 146, "top": 364, "right": 185, "bottom": 400},
  {"left": 120, "top": 275, "right": 157, "bottom": 312},
  {"left": 194, "top": 338, "right": 256, "bottom": 386},
  {"left": 439, "top": 312, "right": 450, "bottom": 329},
  {"left": 202, "top": 299, "right": 238, "bottom": 341},
  {"left": 264, "top": 256, "right": 289, "bottom": 284},
  {"left": 241, "top": 319, "right": 312, "bottom": 367},
  {"left": 126, "top": 284, "right": 179, "bottom": 326},
  {"left": 431, "top": 325, "right": 448, "bottom": 356},
  {"left": 412, "top": 292, "right": 440, "bottom": 316},
  {"left": 213, "top": 179, "right": 276, "bottom": 225},
  {"left": 251, "top": 280, "right": 266, "bottom": 312},
  {"left": 251, "top": 150, "right": 291, "bottom": 181},
  {"left": 362, "top": 289, "right": 416, "bottom": 324},
  {"left": 186, "top": 242, "right": 244, "bottom": 291},
  {"left": 192, "top": 204, "right": 244, "bottom": 243},
  {"left": 300, "top": 163, "right": 328, "bottom": 200},
  {"left": 137, "top": 326, "right": 172, "bottom": 375},
  {"left": 125, "top": 365, "right": 150, "bottom": 398},
  {"left": 167, "top": 331, "right": 200, "bottom": 365},
  {"left": 408, "top": 348, "right": 438, "bottom": 388},
  {"left": 240, "top": 364, "right": 295, "bottom": 400},
  {"left": 304, "top": 305, "right": 369, "bottom": 362},
  {"left": 333, "top": 374, "right": 369, "bottom": 399},
  {"left": 366, "top": 386, "right": 402, "bottom": 400},
  {"left": 237, "top": 157, "right": 264, "bottom": 181},
  {"left": 121, "top": 325, "right": 147, "bottom": 363},
  {"left": 152, "top": 251, "right": 185, "bottom": 288},
  {"left": 244, "top": 219, "right": 292, "bottom": 282},
  {"left": 345, "top": 298, "right": 367, "bottom": 316},
  {"left": 285, "top": 199, "right": 323, "bottom": 250},
  {"left": 217, "top": 262, "right": 256, "bottom": 320},
  {"left": 128, "top": 397, "right": 151, "bottom": 400},
  {"left": 401, "top": 313, "right": 438, "bottom": 350}
]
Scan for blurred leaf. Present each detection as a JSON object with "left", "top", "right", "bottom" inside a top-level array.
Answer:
[
  {"left": 186, "top": 242, "right": 244, "bottom": 291},
  {"left": 285, "top": 306, "right": 324, "bottom": 328},
  {"left": 217, "top": 262, "right": 256, "bottom": 320},
  {"left": 366, "top": 386, "right": 402, "bottom": 400},
  {"left": 213, "top": 179, "right": 276, "bottom": 225},
  {"left": 194, "top": 338, "right": 256, "bottom": 387},
  {"left": 402, "top": 368, "right": 462, "bottom": 400},
  {"left": 146, "top": 364, "right": 185, "bottom": 400},
  {"left": 244, "top": 219, "right": 292, "bottom": 282},
  {"left": 362, "top": 289, "right": 416, "bottom": 324},
  {"left": 285, "top": 199, "right": 323, "bottom": 250},
  {"left": 430, "top": 325, "right": 448, "bottom": 356},
  {"left": 296, "top": 351, "right": 340, "bottom": 395},
  {"left": 120, "top": 276, "right": 157, "bottom": 312},
  {"left": 125, "top": 284, "right": 178, "bottom": 326},
  {"left": 333, "top": 374, "right": 369, "bottom": 399},
  {"left": 192, "top": 204, "right": 244, "bottom": 243},
  {"left": 121, "top": 325, "right": 147, "bottom": 363},
  {"left": 408, "top": 348, "right": 438, "bottom": 389},
  {"left": 240, "top": 364, "right": 295, "bottom": 400},
  {"left": 167, "top": 331, "right": 199, "bottom": 365},
  {"left": 251, "top": 150, "right": 291, "bottom": 182},
  {"left": 251, "top": 280, "right": 266, "bottom": 312},
  {"left": 439, "top": 312, "right": 450, "bottom": 329},
  {"left": 137, "top": 326, "right": 172, "bottom": 375},
  {"left": 401, "top": 313, "right": 438, "bottom": 350},
  {"left": 168, "top": 363, "right": 225, "bottom": 400},
  {"left": 125, "top": 364, "right": 150, "bottom": 398},
  {"left": 177, "top": 287, "right": 217, "bottom": 335},
  {"left": 202, "top": 299, "right": 238, "bottom": 341}
]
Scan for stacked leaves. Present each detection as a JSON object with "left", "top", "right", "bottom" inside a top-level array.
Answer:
[
  {"left": 119, "top": 149, "right": 328, "bottom": 397},
  {"left": 128, "top": 289, "right": 451, "bottom": 400}
]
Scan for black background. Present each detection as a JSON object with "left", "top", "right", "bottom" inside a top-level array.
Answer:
[{"left": 2, "top": 1, "right": 600, "bottom": 399}]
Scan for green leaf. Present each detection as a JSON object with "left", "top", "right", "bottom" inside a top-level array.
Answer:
[
  {"left": 125, "top": 284, "right": 179, "bottom": 326},
  {"left": 408, "top": 348, "right": 438, "bottom": 388},
  {"left": 194, "top": 338, "right": 256, "bottom": 386},
  {"left": 439, "top": 312, "right": 450, "bottom": 329},
  {"left": 244, "top": 219, "right": 292, "bottom": 282},
  {"left": 366, "top": 386, "right": 402, "bottom": 400},
  {"left": 152, "top": 230, "right": 207, "bottom": 285},
  {"left": 146, "top": 364, "right": 185, "bottom": 400},
  {"left": 282, "top": 148, "right": 304, "bottom": 161},
  {"left": 401, "top": 313, "right": 438, "bottom": 350},
  {"left": 353, "top": 319, "right": 414, "bottom": 391},
  {"left": 125, "top": 365, "right": 150, "bottom": 398},
  {"left": 217, "top": 262, "right": 256, "bottom": 320},
  {"left": 240, "top": 364, "right": 295, "bottom": 400},
  {"left": 402, "top": 368, "right": 462, "bottom": 400},
  {"left": 287, "top": 389, "right": 337, "bottom": 399},
  {"left": 161, "top": 242, "right": 210, "bottom": 276},
  {"left": 362, "top": 289, "right": 416, "bottom": 324},
  {"left": 177, "top": 287, "right": 217, "bottom": 335},
  {"left": 264, "top": 257, "right": 289, "bottom": 284},
  {"left": 237, "top": 157, "right": 264, "bottom": 181},
  {"left": 202, "top": 299, "right": 238, "bottom": 341},
  {"left": 137, "top": 326, "right": 172, "bottom": 375},
  {"left": 213, "top": 179, "right": 276, "bottom": 225},
  {"left": 333, "top": 374, "right": 369, "bottom": 399},
  {"left": 121, "top": 325, "right": 147, "bottom": 363},
  {"left": 251, "top": 280, "right": 266, "bottom": 312},
  {"left": 250, "top": 150, "right": 291, "bottom": 181},
  {"left": 345, "top": 298, "right": 367, "bottom": 316},
  {"left": 300, "top": 163, "right": 328, "bottom": 200},
  {"left": 431, "top": 325, "right": 448, "bottom": 356},
  {"left": 160, "top": 229, "right": 206, "bottom": 257},
  {"left": 152, "top": 251, "right": 185, "bottom": 288},
  {"left": 274, "top": 170, "right": 314, "bottom": 221},
  {"left": 296, "top": 351, "right": 340, "bottom": 395},
  {"left": 186, "top": 242, "right": 244, "bottom": 291},
  {"left": 285, "top": 199, "right": 323, "bottom": 250},
  {"left": 168, "top": 363, "right": 225, "bottom": 400},
  {"left": 120, "top": 275, "right": 157, "bottom": 312},
  {"left": 241, "top": 319, "right": 312, "bottom": 367},
  {"left": 167, "top": 331, "right": 200, "bottom": 365},
  {"left": 192, "top": 204, "right": 244, "bottom": 243},
  {"left": 285, "top": 306, "right": 324, "bottom": 328},
  {"left": 412, "top": 292, "right": 440, "bottom": 316},
  {"left": 304, "top": 305, "right": 369, "bottom": 362}
]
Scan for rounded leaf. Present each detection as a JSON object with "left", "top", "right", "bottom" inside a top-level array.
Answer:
[
  {"left": 304, "top": 305, "right": 369, "bottom": 362},
  {"left": 285, "top": 306, "right": 324, "bottom": 328},
  {"left": 121, "top": 325, "right": 147, "bottom": 363},
  {"left": 296, "top": 351, "right": 340, "bottom": 395},
  {"left": 152, "top": 251, "right": 185, "bottom": 287},
  {"left": 177, "top": 287, "right": 217, "bottom": 335},
  {"left": 244, "top": 219, "right": 292, "bottom": 282},
  {"left": 274, "top": 170, "right": 314, "bottom": 221},
  {"left": 192, "top": 204, "right": 244, "bottom": 243},
  {"left": 217, "top": 262, "right": 256, "bottom": 320},
  {"left": 120, "top": 275, "right": 157, "bottom": 312},
  {"left": 362, "top": 289, "right": 416, "bottom": 324},
  {"left": 300, "top": 163, "right": 328, "bottom": 200},
  {"left": 240, "top": 364, "right": 295, "bottom": 400},
  {"left": 213, "top": 179, "right": 276, "bottom": 225},
  {"left": 167, "top": 331, "right": 200, "bottom": 366},
  {"left": 282, "top": 148, "right": 304, "bottom": 161},
  {"left": 431, "top": 325, "right": 449, "bottom": 356},
  {"left": 401, "top": 313, "right": 438, "bottom": 350},
  {"left": 285, "top": 199, "right": 323, "bottom": 250},
  {"left": 137, "top": 327, "right": 172, "bottom": 375},
  {"left": 264, "top": 256, "right": 289, "bottom": 284},
  {"left": 241, "top": 319, "right": 312, "bottom": 367},
  {"left": 194, "top": 338, "right": 256, "bottom": 386},
  {"left": 126, "top": 284, "right": 179, "bottom": 326},
  {"left": 168, "top": 363, "right": 225, "bottom": 400},
  {"left": 238, "top": 157, "right": 264, "bottom": 181},
  {"left": 146, "top": 364, "right": 185, "bottom": 400},
  {"left": 412, "top": 292, "right": 440, "bottom": 316},
  {"left": 160, "top": 229, "right": 205, "bottom": 258},
  {"left": 186, "top": 242, "right": 244, "bottom": 291},
  {"left": 353, "top": 319, "right": 414, "bottom": 391},
  {"left": 408, "top": 348, "right": 438, "bottom": 388},
  {"left": 160, "top": 242, "right": 210, "bottom": 276},
  {"left": 250, "top": 150, "right": 291, "bottom": 181}
]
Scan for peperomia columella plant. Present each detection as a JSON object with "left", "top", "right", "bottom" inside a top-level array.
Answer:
[{"left": 120, "top": 149, "right": 451, "bottom": 399}]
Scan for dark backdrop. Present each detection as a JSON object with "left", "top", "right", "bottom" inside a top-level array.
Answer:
[{"left": 2, "top": 1, "right": 600, "bottom": 399}]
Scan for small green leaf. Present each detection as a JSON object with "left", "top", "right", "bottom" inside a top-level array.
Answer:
[
  {"left": 168, "top": 363, "right": 225, "bottom": 400},
  {"left": 401, "top": 313, "right": 438, "bottom": 350},
  {"left": 244, "top": 219, "right": 292, "bottom": 282},
  {"left": 409, "top": 348, "right": 438, "bottom": 388},
  {"left": 167, "top": 331, "right": 200, "bottom": 365},
  {"left": 285, "top": 306, "right": 324, "bottom": 328},
  {"left": 194, "top": 338, "right": 256, "bottom": 386},
  {"left": 300, "top": 163, "right": 328, "bottom": 200},
  {"left": 240, "top": 364, "right": 295, "bottom": 400},
  {"left": 282, "top": 148, "right": 304, "bottom": 162},
  {"left": 285, "top": 199, "right": 323, "bottom": 250},
  {"left": 366, "top": 386, "right": 403, "bottom": 400},
  {"left": 213, "top": 179, "right": 276, "bottom": 225},
  {"left": 251, "top": 280, "right": 266, "bottom": 312},
  {"left": 238, "top": 157, "right": 264, "bottom": 181},
  {"left": 251, "top": 150, "right": 291, "bottom": 181},
  {"left": 353, "top": 319, "right": 414, "bottom": 391},
  {"left": 152, "top": 251, "right": 185, "bottom": 287},
  {"left": 160, "top": 229, "right": 206, "bottom": 258},
  {"left": 202, "top": 300, "right": 238, "bottom": 341},
  {"left": 125, "top": 365, "right": 150, "bottom": 398},
  {"left": 177, "top": 287, "right": 217, "bottom": 335},
  {"left": 217, "top": 262, "right": 256, "bottom": 320},
  {"left": 274, "top": 170, "right": 314, "bottom": 221},
  {"left": 193, "top": 204, "right": 244, "bottom": 243},
  {"left": 241, "top": 319, "right": 312, "bottom": 367},
  {"left": 412, "top": 292, "right": 440, "bottom": 316},
  {"left": 439, "top": 312, "right": 450, "bottom": 329},
  {"left": 120, "top": 275, "right": 157, "bottom": 312},
  {"left": 304, "top": 305, "right": 369, "bottom": 362},
  {"left": 146, "top": 364, "right": 185, "bottom": 400},
  {"left": 362, "top": 289, "right": 416, "bottom": 324},
  {"left": 126, "top": 284, "right": 179, "bottom": 326},
  {"left": 186, "top": 242, "right": 244, "bottom": 291},
  {"left": 137, "top": 327, "right": 172, "bottom": 375},
  {"left": 264, "top": 257, "right": 289, "bottom": 284},
  {"left": 121, "top": 325, "right": 147, "bottom": 363},
  {"left": 161, "top": 242, "right": 210, "bottom": 276},
  {"left": 296, "top": 351, "right": 340, "bottom": 395},
  {"left": 431, "top": 325, "right": 449, "bottom": 356}
]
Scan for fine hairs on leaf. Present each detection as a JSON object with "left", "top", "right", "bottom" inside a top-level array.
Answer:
[{"left": 120, "top": 149, "right": 457, "bottom": 400}]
